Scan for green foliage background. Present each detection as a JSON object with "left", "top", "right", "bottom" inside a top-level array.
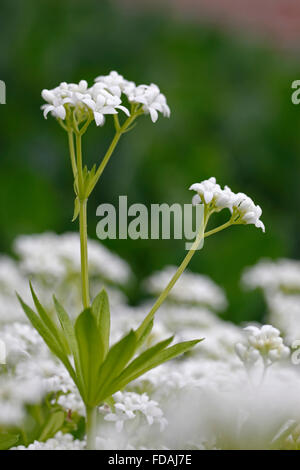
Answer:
[{"left": 1, "top": 0, "right": 300, "bottom": 323}]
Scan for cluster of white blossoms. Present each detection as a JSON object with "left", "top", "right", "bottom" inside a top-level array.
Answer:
[
  {"left": 235, "top": 325, "right": 290, "bottom": 367},
  {"left": 100, "top": 391, "right": 167, "bottom": 433},
  {"left": 3, "top": 233, "right": 300, "bottom": 449},
  {"left": 144, "top": 266, "right": 227, "bottom": 311},
  {"left": 242, "top": 258, "right": 300, "bottom": 344},
  {"left": 242, "top": 258, "right": 300, "bottom": 293},
  {"left": 13, "top": 432, "right": 86, "bottom": 451},
  {"left": 41, "top": 71, "right": 170, "bottom": 125},
  {"left": 190, "top": 177, "right": 265, "bottom": 231},
  {"left": 14, "top": 232, "right": 131, "bottom": 286}
]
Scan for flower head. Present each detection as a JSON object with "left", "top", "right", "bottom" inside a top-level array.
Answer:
[
  {"left": 236, "top": 324, "right": 290, "bottom": 367},
  {"left": 190, "top": 177, "right": 265, "bottom": 232},
  {"left": 41, "top": 72, "right": 170, "bottom": 127},
  {"left": 125, "top": 83, "right": 170, "bottom": 123}
]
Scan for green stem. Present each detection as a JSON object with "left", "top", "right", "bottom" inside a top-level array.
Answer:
[
  {"left": 79, "top": 198, "right": 90, "bottom": 309},
  {"left": 136, "top": 218, "right": 233, "bottom": 338},
  {"left": 67, "top": 130, "right": 77, "bottom": 178},
  {"left": 204, "top": 220, "right": 232, "bottom": 238},
  {"left": 90, "top": 113, "right": 140, "bottom": 195},
  {"left": 76, "top": 133, "right": 84, "bottom": 196},
  {"left": 136, "top": 229, "right": 204, "bottom": 338},
  {"left": 85, "top": 405, "right": 97, "bottom": 450}
]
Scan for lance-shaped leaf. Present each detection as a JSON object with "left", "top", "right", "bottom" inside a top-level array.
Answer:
[
  {"left": 0, "top": 433, "right": 19, "bottom": 450},
  {"left": 72, "top": 197, "right": 80, "bottom": 222},
  {"left": 53, "top": 296, "right": 84, "bottom": 395},
  {"left": 101, "top": 338, "right": 203, "bottom": 400},
  {"left": 30, "top": 283, "right": 69, "bottom": 355},
  {"left": 75, "top": 308, "right": 105, "bottom": 404},
  {"left": 92, "top": 289, "right": 110, "bottom": 358},
  {"left": 94, "top": 330, "right": 137, "bottom": 405},
  {"left": 17, "top": 295, "right": 77, "bottom": 384},
  {"left": 38, "top": 410, "right": 65, "bottom": 442}
]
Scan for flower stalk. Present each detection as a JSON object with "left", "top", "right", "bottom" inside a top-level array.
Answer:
[{"left": 85, "top": 405, "right": 97, "bottom": 450}]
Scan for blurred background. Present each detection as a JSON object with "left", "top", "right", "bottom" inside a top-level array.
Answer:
[{"left": 1, "top": 0, "right": 300, "bottom": 324}]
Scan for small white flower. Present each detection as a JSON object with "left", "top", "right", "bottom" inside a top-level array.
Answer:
[
  {"left": 236, "top": 324, "right": 290, "bottom": 367},
  {"left": 190, "top": 177, "right": 265, "bottom": 231},
  {"left": 84, "top": 85, "right": 130, "bottom": 126},
  {"left": 94, "top": 70, "right": 133, "bottom": 98},
  {"left": 126, "top": 83, "right": 170, "bottom": 123},
  {"left": 231, "top": 192, "right": 265, "bottom": 232},
  {"left": 101, "top": 391, "right": 167, "bottom": 433}
]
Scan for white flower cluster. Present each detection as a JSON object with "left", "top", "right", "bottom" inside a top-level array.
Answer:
[
  {"left": 190, "top": 177, "right": 265, "bottom": 231},
  {"left": 242, "top": 258, "right": 300, "bottom": 344},
  {"left": 41, "top": 71, "right": 170, "bottom": 125},
  {"left": 101, "top": 391, "right": 167, "bottom": 433},
  {"left": 3, "top": 232, "right": 300, "bottom": 450},
  {"left": 14, "top": 232, "right": 131, "bottom": 286},
  {"left": 144, "top": 265, "right": 227, "bottom": 311},
  {"left": 242, "top": 258, "right": 300, "bottom": 293},
  {"left": 235, "top": 324, "right": 290, "bottom": 367},
  {"left": 12, "top": 432, "right": 86, "bottom": 450}
]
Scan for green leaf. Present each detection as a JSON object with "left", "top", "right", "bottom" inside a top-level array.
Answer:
[
  {"left": 17, "top": 294, "right": 77, "bottom": 384},
  {"left": 135, "top": 319, "right": 154, "bottom": 350},
  {"left": 38, "top": 411, "right": 65, "bottom": 442},
  {"left": 105, "top": 339, "right": 203, "bottom": 399},
  {"left": 94, "top": 330, "right": 137, "bottom": 405},
  {"left": 92, "top": 289, "right": 110, "bottom": 357},
  {"left": 53, "top": 296, "right": 84, "bottom": 395},
  {"left": 0, "top": 433, "right": 19, "bottom": 450},
  {"left": 72, "top": 197, "right": 80, "bottom": 222},
  {"left": 30, "top": 283, "right": 68, "bottom": 355},
  {"left": 75, "top": 308, "right": 105, "bottom": 404}
]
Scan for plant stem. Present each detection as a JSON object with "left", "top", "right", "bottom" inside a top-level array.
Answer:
[
  {"left": 68, "top": 130, "right": 77, "bottom": 178},
  {"left": 136, "top": 218, "right": 233, "bottom": 338},
  {"left": 85, "top": 405, "right": 97, "bottom": 450},
  {"left": 79, "top": 198, "right": 90, "bottom": 309},
  {"left": 204, "top": 220, "right": 232, "bottom": 238},
  {"left": 90, "top": 112, "right": 141, "bottom": 195},
  {"left": 136, "top": 229, "right": 204, "bottom": 338}
]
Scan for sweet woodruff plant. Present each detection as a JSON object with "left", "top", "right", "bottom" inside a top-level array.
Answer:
[{"left": 18, "top": 71, "right": 265, "bottom": 449}]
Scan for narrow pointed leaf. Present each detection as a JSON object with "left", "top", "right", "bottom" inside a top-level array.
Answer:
[
  {"left": 30, "top": 283, "right": 68, "bottom": 355},
  {"left": 53, "top": 296, "right": 84, "bottom": 392},
  {"left": 17, "top": 295, "right": 77, "bottom": 384},
  {"left": 92, "top": 289, "right": 110, "bottom": 357},
  {"left": 103, "top": 339, "right": 203, "bottom": 400},
  {"left": 0, "top": 433, "right": 19, "bottom": 450},
  {"left": 75, "top": 308, "right": 105, "bottom": 404},
  {"left": 38, "top": 411, "right": 65, "bottom": 442},
  {"left": 72, "top": 197, "right": 80, "bottom": 222},
  {"left": 94, "top": 330, "right": 137, "bottom": 404}
]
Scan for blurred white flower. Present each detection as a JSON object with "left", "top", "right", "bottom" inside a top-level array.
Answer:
[
  {"left": 14, "top": 232, "right": 131, "bottom": 286},
  {"left": 102, "top": 391, "right": 167, "bottom": 433},
  {"left": 12, "top": 432, "right": 85, "bottom": 450},
  {"left": 144, "top": 265, "right": 227, "bottom": 311},
  {"left": 236, "top": 324, "right": 290, "bottom": 367},
  {"left": 242, "top": 258, "right": 300, "bottom": 293}
]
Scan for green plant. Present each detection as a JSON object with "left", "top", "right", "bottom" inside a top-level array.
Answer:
[{"left": 18, "top": 72, "right": 264, "bottom": 449}]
